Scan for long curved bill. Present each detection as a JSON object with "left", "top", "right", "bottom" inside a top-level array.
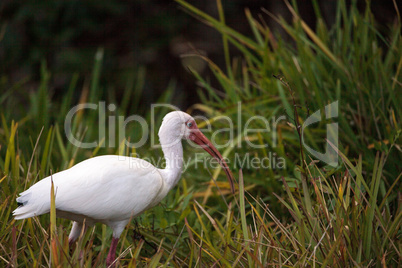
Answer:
[{"left": 189, "top": 129, "right": 235, "bottom": 194}]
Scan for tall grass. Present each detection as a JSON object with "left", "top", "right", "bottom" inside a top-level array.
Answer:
[
  {"left": 1, "top": 0, "right": 401, "bottom": 267},
  {"left": 178, "top": 0, "right": 401, "bottom": 204}
]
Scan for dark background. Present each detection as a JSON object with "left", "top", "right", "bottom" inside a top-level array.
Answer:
[{"left": 0, "top": 0, "right": 398, "bottom": 110}]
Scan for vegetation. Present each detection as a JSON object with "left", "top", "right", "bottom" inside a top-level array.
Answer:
[{"left": 1, "top": 0, "right": 401, "bottom": 267}]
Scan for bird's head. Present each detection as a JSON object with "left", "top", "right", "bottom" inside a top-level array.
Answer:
[
  {"left": 159, "top": 111, "right": 235, "bottom": 193},
  {"left": 159, "top": 111, "right": 193, "bottom": 141}
]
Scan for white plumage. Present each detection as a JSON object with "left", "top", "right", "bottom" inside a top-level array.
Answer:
[
  {"left": 14, "top": 156, "right": 163, "bottom": 237},
  {"left": 13, "top": 111, "right": 234, "bottom": 266}
]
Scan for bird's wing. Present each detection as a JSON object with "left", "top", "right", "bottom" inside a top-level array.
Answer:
[{"left": 13, "top": 155, "right": 164, "bottom": 222}]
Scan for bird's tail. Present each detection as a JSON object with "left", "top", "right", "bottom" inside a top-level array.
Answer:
[
  {"left": 13, "top": 191, "right": 43, "bottom": 219},
  {"left": 13, "top": 176, "right": 53, "bottom": 220}
]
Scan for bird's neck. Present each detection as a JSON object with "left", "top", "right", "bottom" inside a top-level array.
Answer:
[{"left": 160, "top": 135, "right": 184, "bottom": 190}]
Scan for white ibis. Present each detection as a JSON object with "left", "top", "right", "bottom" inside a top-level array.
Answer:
[{"left": 13, "top": 111, "right": 235, "bottom": 266}]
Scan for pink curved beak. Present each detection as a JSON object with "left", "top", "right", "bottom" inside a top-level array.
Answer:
[{"left": 189, "top": 129, "right": 235, "bottom": 194}]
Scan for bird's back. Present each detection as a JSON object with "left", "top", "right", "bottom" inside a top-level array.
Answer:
[{"left": 13, "top": 155, "right": 164, "bottom": 224}]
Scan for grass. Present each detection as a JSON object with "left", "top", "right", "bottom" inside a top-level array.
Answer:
[{"left": 1, "top": 0, "right": 401, "bottom": 267}]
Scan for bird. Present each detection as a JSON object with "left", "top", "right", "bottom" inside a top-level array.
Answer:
[{"left": 13, "top": 111, "right": 235, "bottom": 266}]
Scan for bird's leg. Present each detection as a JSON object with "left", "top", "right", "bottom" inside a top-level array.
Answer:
[
  {"left": 106, "top": 237, "right": 119, "bottom": 267},
  {"left": 68, "top": 221, "right": 87, "bottom": 247},
  {"left": 68, "top": 221, "right": 88, "bottom": 263},
  {"left": 68, "top": 238, "right": 75, "bottom": 248}
]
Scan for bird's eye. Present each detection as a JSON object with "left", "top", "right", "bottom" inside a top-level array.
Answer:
[{"left": 187, "top": 122, "right": 193, "bottom": 128}]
